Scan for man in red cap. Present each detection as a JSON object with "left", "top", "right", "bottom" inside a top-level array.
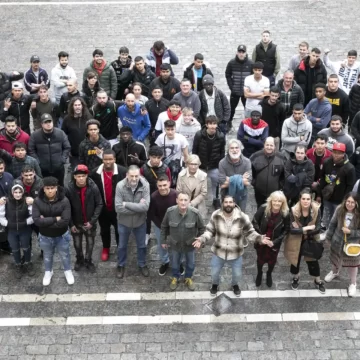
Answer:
[
  {"left": 319, "top": 142, "right": 356, "bottom": 231},
  {"left": 65, "top": 164, "right": 103, "bottom": 272}
]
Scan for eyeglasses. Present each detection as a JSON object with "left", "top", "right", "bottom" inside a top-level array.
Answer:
[{"left": 188, "top": 163, "right": 199, "bottom": 166}]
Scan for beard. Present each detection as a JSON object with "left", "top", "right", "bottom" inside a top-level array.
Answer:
[
  {"left": 223, "top": 206, "right": 234, "bottom": 214},
  {"left": 229, "top": 153, "right": 240, "bottom": 160}
]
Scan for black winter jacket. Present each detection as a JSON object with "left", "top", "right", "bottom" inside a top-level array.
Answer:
[
  {"left": 350, "top": 147, "right": 360, "bottom": 180},
  {"left": 0, "top": 72, "right": 24, "bottom": 102},
  {"left": 275, "top": 79, "right": 305, "bottom": 117},
  {"left": 252, "top": 204, "right": 290, "bottom": 249},
  {"left": 258, "top": 97, "right": 286, "bottom": 137},
  {"left": 59, "top": 91, "right": 85, "bottom": 117},
  {"left": 192, "top": 128, "right": 225, "bottom": 170},
  {"left": 112, "top": 139, "right": 147, "bottom": 168},
  {"left": 225, "top": 56, "right": 253, "bottom": 96},
  {"left": 90, "top": 101, "right": 119, "bottom": 140},
  {"left": 62, "top": 114, "right": 89, "bottom": 156},
  {"left": 250, "top": 150, "right": 285, "bottom": 197},
  {"left": 111, "top": 56, "right": 133, "bottom": 100},
  {"left": 148, "top": 77, "right": 181, "bottom": 101},
  {"left": 349, "top": 84, "right": 360, "bottom": 117},
  {"left": 15, "top": 175, "right": 43, "bottom": 199},
  {"left": 5, "top": 195, "right": 32, "bottom": 231},
  {"left": 82, "top": 81, "right": 101, "bottom": 107},
  {"left": 183, "top": 64, "right": 213, "bottom": 93},
  {"left": 131, "top": 66, "right": 156, "bottom": 97},
  {"left": 28, "top": 128, "right": 71, "bottom": 173},
  {"left": 145, "top": 98, "right": 169, "bottom": 128},
  {"left": 198, "top": 87, "right": 231, "bottom": 127},
  {"left": 32, "top": 187, "right": 71, "bottom": 237},
  {"left": 78, "top": 135, "right": 111, "bottom": 171},
  {"left": 65, "top": 178, "right": 103, "bottom": 227}
]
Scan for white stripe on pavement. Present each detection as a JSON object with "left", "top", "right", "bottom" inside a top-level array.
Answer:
[
  {"left": 0, "top": 312, "right": 357, "bottom": 327},
  {"left": 0, "top": 289, "right": 353, "bottom": 303}
]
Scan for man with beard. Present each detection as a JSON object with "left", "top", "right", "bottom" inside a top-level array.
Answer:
[
  {"left": 193, "top": 195, "right": 264, "bottom": 296},
  {"left": 148, "top": 64, "right": 181, "bottom": 101},
  {"left": 51, "top": 51, "right": 77, "bottom": 104},
  {"left": 250, "top": 137, "right": 286, "bottom": 207},
  {"left": 319, "top": 115, "right": 354, "bottom": 157},
  {"left": 275, "top": 70, "right": 304, "bottom": 117},
  {"left": 117, "top": 93, "right": 150, "bottom": 142},
  {"left": 90, "top": 149, "right": 126, "bottom": 261},
  {"left": 0, "top": 82, "right": 35, "bottom": 134},
  {"left": 24, "top": 55, "right": 50, "bottom": 94},
  {"left": 225, "top": 45, "right": 254, "bottom": 124},
  {"left": 145, "top": 87, "right": 169, "bottom": 145},
  {"left": 325, "top": 74, "right": 350, "bottom": 125},
  {"left": 115, "top": 165, "right": 150, "bottom": 279},
  {"left": 258, "top": 87, "right": 286, "bottom": 150},
  {"left": 59, "top": 79, "right": 85, "bottom": 119},
  {"left": 79, "top": 119, "right": 111, "bottom": 172},
  {"left": 237, "top": 106, "right": 269, "bottom": 158},
  {"left": 111, "top": 46, "right": 133, "bottom": 100},
  {"left": 294, "top": 48, "right": 327, "bottom": 106},
  {"left": 62, "top": 97, "right": 92, "bottom": 169},
  {"left": 112, "top": 126, "right": 147, "bottom": 168},
  {"left": 131, "top": 56, "right": 156, "bottom": 98},
  {"left": 83, "top": 49, "right": 117, "bottom": 99},
  {"left": 28, "top": 114, "right": 70, "bottom": 186},
  {"left": 198, "top": 75, "right": 230, "bottom": 133},
  {"left": 0, "top": 116, "right": 29, "bottom": 155},
  {"left": 90, "top": 90, "right": 119, "bottom": 145},
  {"left": 31, "top": 85, "right": 60, "bottom": 130}
]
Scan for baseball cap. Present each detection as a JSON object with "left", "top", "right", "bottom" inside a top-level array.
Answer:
[
  {"left": 30, "top": 55, "right": 40, "bottom": 63},
  {"left": 12, "top": 82, "right": 23, "bottom": 90},
  {"left": 41, "top": 113, "right": 53, "bottom": 123},
  {"left": 73, "top": 164, "right": 89, "bottom": 175},
  {"left": 333, "top": 143, "right": 346, "bottom": 152},
  {"left": 237, "top": 45, "right": 247, "bottom": 52}
]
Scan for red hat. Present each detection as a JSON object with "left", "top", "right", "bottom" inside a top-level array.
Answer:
[
  {"left": 73, "top": 164, "right": 89, "bottom": 175},
  {"left": 333, "top": 143, "right": 346, "bottom": 152}
]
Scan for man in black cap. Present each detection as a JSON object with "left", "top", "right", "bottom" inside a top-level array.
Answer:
[
  {"left": 28, "top": 113, "right": 70, "bottom": 186},
  {"left": 148, "top": 64, "right": 181, "bottom": 101},
  {"left": 225, "top": 45, "right": 254, "bottom": 126},
  {"left": 24, "top": 55, "right": 50, "bottom": 94},
  {"left": 112, "top": 126, "right": 147, "bottom": 168},
  {"left": 65, "top": 164, "right": 103, "bottom": 272}
]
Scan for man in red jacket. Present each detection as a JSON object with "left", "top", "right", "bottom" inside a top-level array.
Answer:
[{"left": 0, "top": 116, "right": 29, "bottom": 155}]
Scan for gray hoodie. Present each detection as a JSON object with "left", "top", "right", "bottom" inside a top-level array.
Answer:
[
  {"left": 173, "top": 91, "right": 201, "bottom": 118},
  {"left": 281, "top": 114, "right": 312, "bottom": 155},
  {"left": 318, "top": 127, "right": 355, "bottom": 158},
  {"left": 177, "top": 117, "right": 201, "bottom": 153}
]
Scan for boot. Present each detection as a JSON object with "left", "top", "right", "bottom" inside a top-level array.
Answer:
[
  {"left": 255, "top": 263, "right": 263, "bottom": 287},
  {"left": 74, "top": 255, "right": 84, "bottom": 271},
  {"left": 85, "top": 259, "right": 96, "bottom": 273},
  {"left": 101, "top": 248, "right": 110, "bottom": 261},
  {"left": 266, "top": 264, "right": 275, "bottom": 288}
]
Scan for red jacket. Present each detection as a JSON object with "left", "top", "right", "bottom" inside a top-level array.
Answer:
[
  {"left": 0, "top": 127, "right": 30, "bottom": 155},
  {"left": 306, "top": 147, "right": 332, "bottom": 181}
]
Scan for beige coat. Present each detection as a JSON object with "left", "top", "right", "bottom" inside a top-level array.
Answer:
[{"left": 284, "top": 201, "right": 321, "bottom": 266}]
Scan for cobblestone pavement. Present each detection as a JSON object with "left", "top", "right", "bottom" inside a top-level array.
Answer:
[{"left": 1, "top": 0, "right": 360, "bottom": 359}]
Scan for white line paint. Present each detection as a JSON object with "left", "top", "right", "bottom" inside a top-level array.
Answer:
[
  {"left": 0, "top": 312, "right": 357, "bottom": 327},
  {"left": 0, "top": 289, "right": 352, "bottom": 303}
]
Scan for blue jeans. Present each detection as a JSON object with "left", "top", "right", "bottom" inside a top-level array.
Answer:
[
  {"left": 153, "top": 224, "right": 170, "bottom": 265},
  {"left": 237, "top": 192, "right": 248, "bottom": 212},
  {"left": 39, "top": 230, "right": 71, "bottom": 271},
  {"left": 211, "top": 254, "right": 243, "bottom": 286},
  {"left": 323, "top": 200, "right": 340, "bottom": 228},
  {"left": 172, "top": 249, "right": 195, "bottom": 279},
  {"left": 118, "top": 223, "right": 146, "bottom": 267},
  {"left": 207, "top": 168, "right": 219, "bottom": 200},
  {"left": 8, "top": 227, "right": 32, "bottom": 265}
]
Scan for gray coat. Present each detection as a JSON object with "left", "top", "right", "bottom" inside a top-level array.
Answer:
[
  {"left": 160, "top": 205, "right": 205, "bottom": 252},
  {"left": 114, "top": 177, "right": 150, "bottom": 228}
]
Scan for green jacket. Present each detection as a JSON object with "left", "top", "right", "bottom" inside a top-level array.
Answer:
[{"left": 160, "top": 205, "right": 205, "bottom": 252}]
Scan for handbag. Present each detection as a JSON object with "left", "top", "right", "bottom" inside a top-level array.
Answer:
[
  {"left": 301, "top": 238, "right": 324, "bottom": 260},
  {"left": 343, "top": 223, "right": 360, "bottom": 257}
]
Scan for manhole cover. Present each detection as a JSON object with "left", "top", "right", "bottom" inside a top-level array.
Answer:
[{"left": 205, "top": 293, "right": 233, "bottom": 317}]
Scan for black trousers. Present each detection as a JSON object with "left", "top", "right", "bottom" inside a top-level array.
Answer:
[
  {"left": 255, "top": 192, "right": 268, "bottom": 208},
  {"left": 98, "top": 209, "right": 119, "bottom": 248},
  {"left": 42, "top": 167, "right": 65, "bottom": 187},
  {"left": 290, "top": 248, "right": 320, "bottom": 277},
  {"left": 229, "top": 93, "right": 246, "bottom": 121}
]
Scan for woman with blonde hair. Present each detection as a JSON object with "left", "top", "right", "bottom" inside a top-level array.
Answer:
[
  {"left": 284, "top": 188, "right": 325, "bottom": 293},
  {"left": 324, "top": 192, "right": 360, "bottom": 297},
  {"left": 252, "top": 190, "right": 290, "bottom": 287}
]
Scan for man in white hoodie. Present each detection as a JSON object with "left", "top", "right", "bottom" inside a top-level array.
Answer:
[
  {"left": 51, "top": 51, "right": 77, "bottom": 104},
  {"left": 323, "top": 50, "right": 360, "bottom": 95}
]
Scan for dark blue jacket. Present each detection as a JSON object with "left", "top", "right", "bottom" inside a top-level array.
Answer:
[
  {"left": 0, "top": 172, "right": 14, "bottom": 198},
  {"left": 24, "top": 67, "right": 50, "bottom": 94}
]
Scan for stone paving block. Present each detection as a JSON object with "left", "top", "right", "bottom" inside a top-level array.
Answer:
[
  {"left": 110, "top": 343, "right": 126, "bottom": 354},
  {"left": 88, "top": 355, "right": 121, "bottom": 360},
  {"left": 331, "top": 350, "right": 349, "bottom": 359},
  {"left": 120, "top": 355, "right": 137, "bottom": 360},
  {"left": 48, "top": 345, "right": 65, "bottom": 355},
  {"left": 81, "top": 343, "right": 111, "bottom": 354},
  {"left": 26, "top": 345, "right": 49, "bottom": 355}
]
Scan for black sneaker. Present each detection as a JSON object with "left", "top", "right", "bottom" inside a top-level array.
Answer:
[
  {"left": 232, "top": 285, "right": 241, "bottom": 297},
  {"left": 139, "top": 266, "right": 150, "bottom": 277},
  {"left": 14, "top": 265, "right": 22, "bottom": 279},
  {"left": 0, "top": 246, "right": 12, "bottom": 255},
  {"left": 23, "top": 262, "right": 35, "bottom": 277},
  {"left": 74, "top": 258, "right": 84, "bottom": 272},
  {"left": 210, "top": 284, "right": 218, "bottom": 296},
  {"left": 255, "top": 272, "right": 262, "bottom": 287},
  {"left": 291, "top": 277, "right": 299, "bottom": 290},
  {"left": 85, "top": 259, "right": 96, "bottom": 273},
  {"left": 180, "top": 263, "right": 185, "bottom": 276},
  {"left": 158, "top": 263, "right": 169, "bottom": 276},
  {"left": 315, "top": 280, "right": 326, "bottom": 294},
  {"left": 116, "top": 266, "right": 125, "bottom": 279}
]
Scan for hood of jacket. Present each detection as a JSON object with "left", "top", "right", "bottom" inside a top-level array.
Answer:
[
  {"left": 69, "top": 176, "right": 97, "bottom": 190},
  {"left": 288, "top": 114, "right": 309, "bottom": 126},
  {"left": 38, "top": 185, "right": 66, "bottom": 202},
  {"left": 298, "top": 56, "right": 323, "bottom": 71},
  {"left": 259, "top": 96, "right": 282, "bottom": 107},
  {"left": 234, "top": 55, "right": 249, "bottom": 64}
]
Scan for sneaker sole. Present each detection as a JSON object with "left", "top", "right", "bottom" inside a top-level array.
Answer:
[{"left": 324, "top": 275, "right": 338, "bottom": 283}]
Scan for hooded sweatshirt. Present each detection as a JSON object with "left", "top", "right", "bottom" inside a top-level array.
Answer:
[
  {"left": 172, "top": 90, "right": 201, "bottom": 118},
  {"left": 117, "top": 103, "right": 151, "bottom": 142},
  {"left": 281, "top": 114, "right": 312, "bottom": 154},
  {"left": 304, "top": 97, "right": 332, "bottom": 137},
  {"left": 177, "top": 117, "right": 201, "bottom": 153},
  {"left": 51, "top": 63, "right": 77, "bottom": 102},
  {"left": 258, "top": 96, "right": 286, "bottom": 137},
  {"left": 318, "top": 127, "right": 355, "bottom": 158}
]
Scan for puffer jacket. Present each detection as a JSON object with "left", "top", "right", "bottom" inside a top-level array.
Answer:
[
  {"left": 349, "top": 83, "right": 360, "bottom": 118},
  {"left": 0, "top": 71, "right": 24, "bottom": 101},
  {"left": 131, "top": 66, "right": 156, "bottom": 97},
  {"left": 183, "top": 63, "right": 213, "bottom": 93},
  {"left": 274, "top": 79, "right": 305, "bottom": 117},
  {"left": 225, "top": 55, "right": 253, "bottom": 96},
  {"left": 114, "top": 177, "right": 150, "bottom": 228}
]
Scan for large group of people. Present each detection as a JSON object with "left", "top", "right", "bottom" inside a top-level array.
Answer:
[{"left": 1, "top": 34, "right": 360, "bottom": 297}]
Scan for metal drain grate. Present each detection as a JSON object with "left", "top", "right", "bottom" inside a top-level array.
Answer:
[{"left": 205, "top": 293, "right": 234, "bottom": 317}]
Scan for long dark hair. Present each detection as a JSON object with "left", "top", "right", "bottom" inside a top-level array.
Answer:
[
  {"left": 337, "top": 192, "right": 360, "bottom": 228},
  {"left": 67, "top": 97, "right": 92, "bottom": 120}
]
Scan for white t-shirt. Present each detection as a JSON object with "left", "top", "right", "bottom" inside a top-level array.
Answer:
[
  {"left": 155, "top": 111, "right": 183, "bottom": 132},
  {"left": 155, "top": 133, "right": 188, "bottom": 162},
  {"left": 244, "top": 75, "right": 270, "bottom": 110}
]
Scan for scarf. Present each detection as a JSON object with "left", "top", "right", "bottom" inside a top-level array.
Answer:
[
  {"left": 93, "top": 60, "right": 107, "bottom": 76},
  {"left": 167, "top": 109, "right": 182, "bottom": 121}
]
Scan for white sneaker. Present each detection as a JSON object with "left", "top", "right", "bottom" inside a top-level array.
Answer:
[
  {"left": 64, "top": 270, "right": 75, "bottom": 285},
  {"left": 320, "top": 232, "right": 327, "bottom": 241},
  {"left": 145, "top": 234, "right": 150, "bottom": 246},
  {"left": 43, "top": 271, "right": 53, "bottom": 286},
  {"left": 348, "top": 284, "right": 357, "bottom": 297},
  {"left": 324, "top": 271, "right": 339, "bottom": 283}
]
